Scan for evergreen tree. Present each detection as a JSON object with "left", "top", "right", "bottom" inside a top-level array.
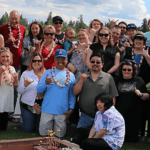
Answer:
[{"left": 141, "top": 18, "right": 148, "bottom": 33}]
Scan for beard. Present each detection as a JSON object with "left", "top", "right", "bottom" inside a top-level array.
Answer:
[{"left": 92, "top": 65, "right": 99, "bottom": 72}]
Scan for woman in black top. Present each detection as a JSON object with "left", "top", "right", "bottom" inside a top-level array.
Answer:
[
  {"left": 115, "top": 60, "right": 149, "bottom": 142},
  {"left": 86, "top": 27, "right": 120, "bottom": 77}
]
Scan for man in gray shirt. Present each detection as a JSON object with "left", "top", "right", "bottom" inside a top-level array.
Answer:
[{"left": 73, "top": 52, "right": 118, "bottom": 130}]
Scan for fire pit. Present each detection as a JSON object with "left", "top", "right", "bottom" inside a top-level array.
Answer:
[{"left": 0, "top": 137, "right": 81, "bottom": 150}]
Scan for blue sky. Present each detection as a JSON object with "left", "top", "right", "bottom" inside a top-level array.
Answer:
[{"left": 0, "top": 0, "right": 150, "bottom": 26}]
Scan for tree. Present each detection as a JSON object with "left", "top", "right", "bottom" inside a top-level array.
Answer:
[{"left": 141, "top": 18, "right": 149, "bottom": 33}]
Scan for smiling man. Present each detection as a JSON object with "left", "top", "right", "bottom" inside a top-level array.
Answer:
[
  {"left": 52, "top": 16, "right": 65, "bottom": 46},
  {"left": 37, "top": 49, "right": 76, "bottom": 137},
  {"left": 0, "top": 10, "right": 26, "bottom": 70}
]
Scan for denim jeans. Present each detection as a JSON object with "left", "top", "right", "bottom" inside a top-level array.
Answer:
[{"left": 20, "top": 105, "right": 41, "bottom": 132}]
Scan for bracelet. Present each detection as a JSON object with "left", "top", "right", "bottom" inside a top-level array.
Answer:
[{"left": 140, "top": 93, "right": 143, "bottom": 97}]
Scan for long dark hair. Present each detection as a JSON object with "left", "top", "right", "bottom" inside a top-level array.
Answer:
[{"left": 28, "top": 21, "right": 44, "bottom": 46}]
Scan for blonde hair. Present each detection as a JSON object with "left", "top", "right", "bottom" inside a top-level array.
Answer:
[
  {"left": 65, "top": 28, "right": 75, "bottom": 36},
  {"left": 43, "top": 25, "right": 56, "bottom": 33},
  {"left": 0, "top": 47, "right": 13, "bottom": 65}
]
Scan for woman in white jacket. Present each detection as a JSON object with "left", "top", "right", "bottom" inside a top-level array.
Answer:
[{"left": 17, "top": 53, "right": 45, "bottom": 132}]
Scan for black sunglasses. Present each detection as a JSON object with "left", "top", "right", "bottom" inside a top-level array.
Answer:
[
  {"left": 66, "top": 36, "right": 75, "bottom": 39},
  {"left": 99, "top": 33, "right": 109, "bottom": 37},
  {"left": 32, "top": 60, "right": 42, "bottom": 63},
  {"left": 44, "top": 33, "right": 55, "bottom": 36},
  {"left": 119, "top": 26, "right": 126, "bottom": 29},
  {"left": 54, "top": 22, "right": 63, "bottom": 25},
  {"left": 122, "top": 68, "right": 132, "bottom": 72},
  {"left": 90, "top": 60, "right": 101, "bottom": 64}
]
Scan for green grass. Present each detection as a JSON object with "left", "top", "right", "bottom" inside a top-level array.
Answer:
[{"left": 1, "top": 127, "right": 150, "bottom": 149}]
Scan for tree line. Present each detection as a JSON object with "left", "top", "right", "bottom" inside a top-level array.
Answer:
[{"left": 0, "top": 11, "right": 149, "bottom": 39}]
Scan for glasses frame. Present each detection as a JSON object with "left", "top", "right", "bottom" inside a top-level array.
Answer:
[{"left": 90, "top": 60, "right": 101, "bottom": 64}]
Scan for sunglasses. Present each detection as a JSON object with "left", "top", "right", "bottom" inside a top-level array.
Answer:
[
  {"left": 44, "top": 33, "right": 55, "bottom": 36},
  {"left": 99, "top": 33, "right": 109, "bottom": 37},
  {"left": 122, "top": 68, "right": 132, "bottom": 72},
  {"left": 119, "top": 26, "right": 126, "bottom": 29},
  {"left": 54, "top": 22, "right": 63, "bottom": 25},
  {"left": 78, "top": 27, "right": 86, "bottom": 31},
  {"left": 90, "top": 60, "right": 101, "bottom": 64},
  {"left": 66, "top": 36, "right": 75, "bottom": 39},
  {"left": 32, "top": 60, "right": 42, "bottom": 63}
]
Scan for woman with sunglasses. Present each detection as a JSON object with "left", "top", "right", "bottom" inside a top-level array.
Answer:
[
  {"left": 115, "top": 60, "right": 149, "bottom": 142},
  {"left": 124, "top": 31, "right": 150, "bottom": 142},
  {"left": 17, "top": 53, "right": 45, "bottom": 132},
  {"left": 88, "top": 19, "right": 103, "bottom": 43},
  {"left": 21, "top": 22, "right": 44, "bottom": 74},
  {"left": 34, "top": 25, "right": 62, "bottom": 69},
  {"left": 86, "top": 27, "right": 120, "bottom": 77}
]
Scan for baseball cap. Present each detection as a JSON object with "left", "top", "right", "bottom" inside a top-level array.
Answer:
[
  {"left": 53, "top": 16, "right": 63, "bottom": 23},
  {"left": 55, "top": 49, "right": 67, "bottom": 58}
]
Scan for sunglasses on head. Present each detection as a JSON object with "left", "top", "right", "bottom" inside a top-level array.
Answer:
[
  {"left": 122, "top": 68, "right": 132, "bottom": 72},
  {"left": 32, "top": 60, "right": 42, "bottom": 63},
  {"left": 119, "top": 26, "right": 126, "bottom": 29},
  {"left": 99, "top": 33, "right": 109, "bottom": 37},
  {"left": 90, "top": 60, "right": 101, "bottom": 64},
  {"left": 127, "top": 25, "right": 136, "bottom": 28},
  {"left": 54, "top": 22, "right": 63, "bottom": 25},
  {"left": 44, "top": 33, "right": 55, "bottom": 36},
  {"left": 78, "top": 27, "right": 86, "bottom": 31}
]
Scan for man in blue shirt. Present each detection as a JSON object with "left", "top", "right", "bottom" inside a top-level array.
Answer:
[{"left": 37, "top": 49, "right": 76, "bottom": 137}]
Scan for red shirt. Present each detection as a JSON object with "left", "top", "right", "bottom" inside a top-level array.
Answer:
[
  {"left": 0, "top": 24, "right": 26, "bottom": 67},
  {"left": 42, "top": 44, "right": 62, "bottom": 69}
]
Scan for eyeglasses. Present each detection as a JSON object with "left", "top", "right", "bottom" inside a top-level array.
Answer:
[
  {"left": 32, "top": 60, "right": 42, "bottom": 63},
  {"left": 66, "top": 36, "right": 75, "bottom": 39},
  {"left": 55, "top": 57, "right": 66, "bottom": 61},
  {"left": 119, "top": 26, "right": 126, "bottom": 29},
  {"left": 124, "top": 59, "right": 136, "bottom": 65},
  {"left": 122, "top": 68, "right": 133, "bottom": 72},
  {"left": 78, "top": 27, "right": 86, "bottom": 31},
  {"left": 90, "top": 60, "right": 101, "bottom": 64},
  {"left": 99, "top": 33, "right": 109, "bottom": 37},
  {"left": 54, "top": 22, "right": 63, "bottom": 25},
  {"left": 44, "top": 33, "right": 55, "bottom": 36},
  {"left": 134, "top": 37, "right": 143, "bottom": 41}
]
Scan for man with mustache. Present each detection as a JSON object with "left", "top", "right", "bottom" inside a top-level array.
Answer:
[{"left": 72, "top": 53, "right": 118, "bottom": 131}]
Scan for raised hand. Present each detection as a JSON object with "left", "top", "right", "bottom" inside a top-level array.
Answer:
[
  {"left": 23, "top": 76, "right": 34, "bottom": 87},
  {"left": 0, "top": 65, "right": 6, "bottom": 75},
  {"left": 79, "top": 72, "right": 89, "bottom": 82},
  {"left": 30, "top": 47, "right": 36, "bottom": 53},
  {"left": 45, "top": 73, "right": 53, "bottom": 85},
  {"left": 108, "top": 19, "right": 119, "bottom": 28},
  {"left": 90, "top": 28, "right": 97, "bottom": 35},
  {"left": 33, "top": 39, "right": 42, "bottom": 45},
  {"left": 124, "top": 40, "right": 130, "bottom": 48},
  {"left": 142, "top": 47, "right": 149, "bottom": 57}
]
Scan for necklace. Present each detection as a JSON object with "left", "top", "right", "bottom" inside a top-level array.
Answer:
[
  {"left": 39, "top": 41, "right": 55, "bottom": 61},
  {"left": 131, "top": 48, "right": 144, "bottom": 68},
  {"left": 51, "top": 67, "right": 70, "bottom": 88},
  {"left": 8, "top": 22, "right": 21, "bottom": 49},
  {"left": 54, "top": 32, "right": 66, "bottom": 44},
  {"left": 116, "top": 38, "right": 119, "bottom": 48},
  {"left": 4, "top": 65, "right": 15, "bottom": 86}
]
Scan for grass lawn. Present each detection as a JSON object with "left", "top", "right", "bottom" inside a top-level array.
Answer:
[{"left": 0, "top": 126, "right": 150, "bottom": 149}]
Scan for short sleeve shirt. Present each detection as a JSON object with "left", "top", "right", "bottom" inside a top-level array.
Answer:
[
  {"left": 78, "top": 71, "right": 118, "bottom": 117},
  {"left": 94, "top": 106, "right": 125, "bottom": 150}
]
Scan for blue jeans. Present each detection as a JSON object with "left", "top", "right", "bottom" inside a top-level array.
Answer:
[
  {"left": 77, "top": 111, "right": 94, "bottom": 130},
  {"left": 20, "top": 105, "right": 41, "bottom": 132}
]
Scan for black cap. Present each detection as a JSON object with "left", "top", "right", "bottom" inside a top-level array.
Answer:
[
  {"left": 118, "top": 21, "right": 127, "bottom": 27},
  {"left": 52, "top": 16, "right": 63, "bottom": 23}
]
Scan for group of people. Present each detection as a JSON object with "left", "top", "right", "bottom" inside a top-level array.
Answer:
[{"left": 0, "top": 9, "right": 150, "bottom": 150}]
